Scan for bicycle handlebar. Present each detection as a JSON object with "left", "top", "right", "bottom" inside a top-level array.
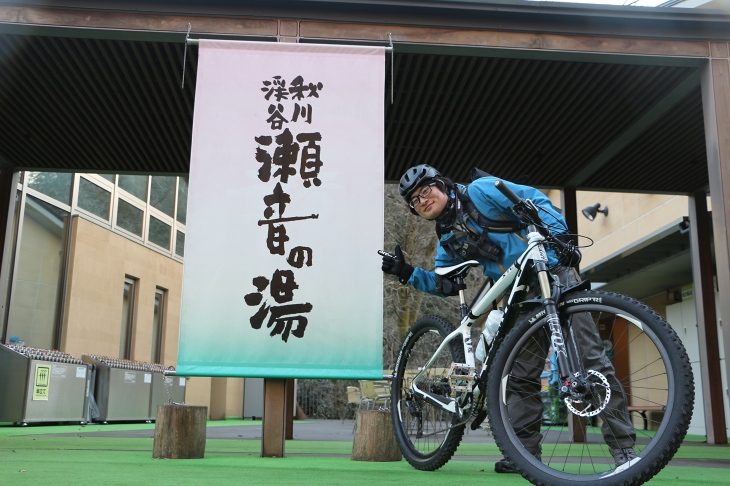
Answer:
[
  {"left": 494, "top": 180, "right": 542, "bottom": 228},
  {"left": 378, "top": 249, "right": 396, "bottom": 259},
  {"left": 494, "top": 180, "right": 581, "bottom": 268},
  {"left": 494, "top": 180, "right": 521, "bottom": 205}
]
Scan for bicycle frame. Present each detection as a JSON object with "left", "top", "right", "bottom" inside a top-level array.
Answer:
[{"left": 408, "top": 226, "right": 565, "bottom": 417}]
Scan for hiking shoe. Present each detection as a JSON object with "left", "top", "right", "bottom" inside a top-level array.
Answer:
[
  {"left": 611, "top": 447, "right": 637, "bottom": 467},
  {"left": 494, "top": 454, "right": 540, "bottom": 474},
  {"left": 494, "top": 458, "right": 517, "bottom": 474}
]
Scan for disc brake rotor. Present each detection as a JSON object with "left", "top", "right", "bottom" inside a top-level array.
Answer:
[{"left": 564, "top": 369, "right": 611, "bottom": 417}]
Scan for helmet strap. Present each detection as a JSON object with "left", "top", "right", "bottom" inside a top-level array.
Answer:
[{"left": 434, "top": 188, "right": 461, "bottom": 228}]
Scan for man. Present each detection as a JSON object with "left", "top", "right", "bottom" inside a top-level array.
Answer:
[{"left": 381, "top": 164, "right": 636, "bottom": 473}]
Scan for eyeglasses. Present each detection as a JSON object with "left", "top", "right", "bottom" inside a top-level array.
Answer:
[{"left": 409, "top": 183, "right": 437, "bottom": 209}]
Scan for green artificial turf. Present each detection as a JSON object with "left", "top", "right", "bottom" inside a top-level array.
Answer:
[
  {"left": 1, "top": 420, "right": 729, "bottom": 485},
  {"left": 1, "top": 446, "right": 729, "bottom": 486}
]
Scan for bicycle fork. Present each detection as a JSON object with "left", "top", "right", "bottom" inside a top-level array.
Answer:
[{"left": 536, "top": 263, "right": 598, "bottom": 409}]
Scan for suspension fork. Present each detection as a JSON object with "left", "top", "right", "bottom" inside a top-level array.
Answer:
[{"left": 534, "top": 261, "right": 574, "bottom": 388}]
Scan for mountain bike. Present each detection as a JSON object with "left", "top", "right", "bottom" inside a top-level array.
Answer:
[{"left": 388, "top": 180, "right": 694, "bottom": 486}]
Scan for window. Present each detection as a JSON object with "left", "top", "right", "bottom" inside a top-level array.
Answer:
[
  {"left": 77, "top": 177, "right": 111, "bottom": 220},
  {"left": 119, "top": 278, "right": 136, "bottom": 359},
  {"left": 148, "top": 215, "right": 171, "bottom": 250},
  {"left": 176, "top": 177, "right": 188, "bottom": 225},
  {"left": 27, "top": 172, "right": 73, "bottom": 205},
  {"left": 5, "top": 194, "right": 69, "bottom": 350},
  {"left": 150, "top": 176, "right": 176, "bottom": 218},
  {"left": 116, "top": 198, "right": 144, "bottom": 237},
  {"left": 151, "top": 288, "right": 166, "bottom": 363},
  {"left": 175, "top": 230, "right": 185, "bottom": 258},
  {"left": 118, "top": 175, "right": 148, "bottom": 201}
]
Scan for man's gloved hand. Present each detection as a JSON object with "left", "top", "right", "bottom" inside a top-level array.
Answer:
[
  {"left": 435, "top": 275, "right": 465, "bottom": 296},
  {"left": 381, "top": 245, "right": 414, "bottom": 284}
]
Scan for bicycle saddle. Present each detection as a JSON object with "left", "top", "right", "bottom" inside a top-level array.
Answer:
[{"left": 434, "top": 260, "right": 479, "bottom": 278}]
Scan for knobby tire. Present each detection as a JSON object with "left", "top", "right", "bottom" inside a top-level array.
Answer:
[
  {"left": 487, "top": 290, "right": 694, "bottom": 486},
  {"left": 391, "top": 315, "right": 466, "bottom": 470}
]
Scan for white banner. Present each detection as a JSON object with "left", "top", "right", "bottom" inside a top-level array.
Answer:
[{"left": 178, "top": 40, "right": 385, "bottom": 379}]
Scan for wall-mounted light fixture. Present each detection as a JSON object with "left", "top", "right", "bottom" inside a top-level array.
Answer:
[{"left": 582, "top": 203, "right": 609, "bottom": 221}]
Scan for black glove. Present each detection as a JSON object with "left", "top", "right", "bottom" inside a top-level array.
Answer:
[
  {"left": 435, "top": 275, "right": 465, "bottom": 296},
  {"left": 381, "top": 245, "right": 414, "bottom": 284}
]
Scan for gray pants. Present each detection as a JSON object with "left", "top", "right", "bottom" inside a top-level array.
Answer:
[{"left": 505, "top": 267, "right": 636, "bottom": 455}]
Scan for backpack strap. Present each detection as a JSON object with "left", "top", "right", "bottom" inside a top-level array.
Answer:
[{"left": 458, "top": 185, "right": 524, "bottom": 234}]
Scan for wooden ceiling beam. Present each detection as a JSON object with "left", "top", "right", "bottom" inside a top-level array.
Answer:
[
  {"left": 0, "top": 4, "right": 715, "bottom": 61},
  {"left": 300, "top": 21, "right": 710, "bottom": 59},
  {"left": 0, "top": 5, "right": 277, "bottom": 41}
]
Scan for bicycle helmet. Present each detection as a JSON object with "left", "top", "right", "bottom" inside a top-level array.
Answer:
[{"left": 399, "top": 164, "right": 441, "bottom": 211}]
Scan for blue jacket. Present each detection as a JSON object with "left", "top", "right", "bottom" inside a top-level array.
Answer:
[{"left": 408, "top": 176, "right": 567, "bottom": 295}]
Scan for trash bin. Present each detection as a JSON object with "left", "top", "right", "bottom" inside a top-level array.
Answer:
[
  {"left": 82, "top": 355, "right": 154, "bottom": 422},
  {"left": 149, "top": 368, "right": 186, "bottom": 420},
  {"left": 0, "top": 344, "right": 92, "bottom": 424}
]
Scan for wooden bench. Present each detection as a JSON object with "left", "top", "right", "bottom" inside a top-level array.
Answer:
[{"left": 627, "top": 405, "right": 665, "bottom": 430}]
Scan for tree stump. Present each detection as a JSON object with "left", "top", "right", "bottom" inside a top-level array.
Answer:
[
  {"left": 351, "top": 410, "right": 402, "bottom": 462},
  {"left": 153, "top": 404, "right": 208, "bottom": 459}
]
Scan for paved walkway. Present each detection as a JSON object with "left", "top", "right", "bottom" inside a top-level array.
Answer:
[
  {"left": 48, "top": 418, "right": 493, "bottom": 443},
  {"left": 219, "top": 418, "right": 495, "bottom": 443}
]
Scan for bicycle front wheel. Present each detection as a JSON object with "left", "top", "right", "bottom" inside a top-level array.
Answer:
[
  {"left": 391, "top": 315, "right": 466, "bottom": 471},
  {"left": 487, "top": 290, "right": 694, "bottom": 486}
]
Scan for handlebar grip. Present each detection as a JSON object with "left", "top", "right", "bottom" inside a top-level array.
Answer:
[
  {"left": 494, "top": 180, "right": 522, "bottom": 205},
  {"left": 378, "top": 249, "right": 396, "bottom": 259}
]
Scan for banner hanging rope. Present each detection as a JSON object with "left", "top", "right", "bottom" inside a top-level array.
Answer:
[
  {"left": 181, "top": 23, "right": 192, "bottom": 89},
  {"left": 389, "top": 33, "right": 394, "bottom": 105}
]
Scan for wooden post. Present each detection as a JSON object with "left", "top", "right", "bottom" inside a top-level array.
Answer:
[
  {"left": 261, "top": 378, "right": 287, "bottom": 457},
  {"left": 285, "top": 378, "right": 295, "bottom": 440},
  {"left": 152, "top": 404, "right": 207, "bottom": 459},
  {"left": 702, "top": 42, "right": 730, "bottom": 445},
  {"left": 352, "top": 410, "right": 402, "bottom": 462},
  {"left": 689, "top": 193, "right": 727, "bottom": 443},
  {"left": 569, "top": 413, "right": 586, "bottom": 443}
]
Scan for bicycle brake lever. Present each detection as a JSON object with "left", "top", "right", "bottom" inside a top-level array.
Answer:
[{"left": 513, "top": 200, "right": 541, "bottom": 226}]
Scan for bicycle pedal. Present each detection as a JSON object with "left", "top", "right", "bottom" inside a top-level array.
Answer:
[{"left": 448, "top": 362, "right": 476, "bottom": 395}]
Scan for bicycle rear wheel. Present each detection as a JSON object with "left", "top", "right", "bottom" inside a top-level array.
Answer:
[
  {"left": 391, "top": 315, "right": 466, "bottom": 470},
  {"left": 487, "top": 290, "right": 694, "bottom": 486}
]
